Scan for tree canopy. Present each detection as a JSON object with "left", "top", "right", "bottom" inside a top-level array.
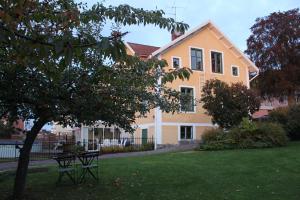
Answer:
[
  {"left": 201, "top": 79, "right": 260, "bottom": 129},
  {"left": 245, "top": 8, "right": 300, "bottom": 101},
  {"left": 0, "top": 1, "right": 191, "bottom": 198}
]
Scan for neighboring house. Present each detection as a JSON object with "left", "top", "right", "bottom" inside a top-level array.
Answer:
[
  {"left": 125, "top": 21, "right": 259, "bottom": 147},
  {"left": 253, "top": 98, "right": 289, "bottom": 119}
]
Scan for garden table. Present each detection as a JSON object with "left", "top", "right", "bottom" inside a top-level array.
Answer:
[
  {"left": 53, "top": 153, "right": 76, "bottom": 184},
  {"left": 77, "top": 151, "right": 100, "bottom": 183}
]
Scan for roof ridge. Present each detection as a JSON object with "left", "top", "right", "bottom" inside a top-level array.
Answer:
[{"left": 127, "top": 42, "right": 160, "bottom": 48}]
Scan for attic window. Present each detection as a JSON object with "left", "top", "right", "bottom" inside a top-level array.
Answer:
[
  {"left": 172, "top": 57, "right": 181, "bottom": 68},
  {"left": 190, "top": 48, "right": 203, "bottom": 71},
  {"left": 211, "top": 51, "right": 223, "bottom": 74},
  {"left": 232, "top": 66, "right": 239, "bottom": 76}
]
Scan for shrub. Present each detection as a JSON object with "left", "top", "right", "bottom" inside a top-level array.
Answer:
[
  {"left": 269, "top": 107, "right": 289, "bottom": 125},
  {"left": 200, "top": 119, "right": 288, "bottom": 150},
  {"left": 269, "top": 105, "right": 300, "bottom": 140},
  {"left": 201, "top": 128, "right": 235, "bottom": 150},
  {"left": 100, "top": 143, "right": 154, "bottom": 154},
  {"left": 286, "top": 105, "right": 300, "bottom": 140}
]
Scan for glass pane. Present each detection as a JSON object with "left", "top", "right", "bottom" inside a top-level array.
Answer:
[
  {"left": 211, "top": 53, "right": 216, "bottom": 72},
  {"left": 232, "top": 67, "right": 238, "bottom": 76},
  {"left": 173, "top": 58, "right": 179, "bottom": 68},
  {"left": 104, "top": 128, "right": 113, "bottom": 140},
  {"left": 196, "top": 50, "right": 201, "bottom": 57},
  {"left": 191, "top": 49, "right": 196, "bottom": 57},
  {"left": 186, "top": 127, "right": 192, "bottom": 139},
  {"left": 191, "top": 57, "right": 196, "bottom": 69},
  {"left": 180, "top": 126, "right": 186, "bottom": 139},
  {"left": 115, "top": 128, "right": 121, "bottom": 140},
  {"left": 88, "top": 128, "right": 93, "bottom": 142}
]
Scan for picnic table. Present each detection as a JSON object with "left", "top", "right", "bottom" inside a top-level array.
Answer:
[{"left": 53, "top": 151, "right": 100, "bottom": 184}]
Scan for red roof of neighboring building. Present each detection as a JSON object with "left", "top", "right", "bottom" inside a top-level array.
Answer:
[{"left": 127, "top": 42, "right": 160, "bottom": 58}]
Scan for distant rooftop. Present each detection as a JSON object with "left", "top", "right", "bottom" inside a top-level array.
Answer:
[{"left": 127, "top": 42, "right": 160, "bottom": 58}]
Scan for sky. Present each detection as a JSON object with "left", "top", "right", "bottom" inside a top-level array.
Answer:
[{"left": 84, "top": 0, "right": 299, "bottom": 51}]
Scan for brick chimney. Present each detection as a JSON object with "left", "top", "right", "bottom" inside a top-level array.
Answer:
[{"left": 171, "top": 30, "right": 184, "bottom": 41}]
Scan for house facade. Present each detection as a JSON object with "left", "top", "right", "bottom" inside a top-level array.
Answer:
[{"left": 126, "top": 21, "right": 259, "bottom": 147}]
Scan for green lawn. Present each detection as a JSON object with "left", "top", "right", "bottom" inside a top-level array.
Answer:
[{"left": 1, "top": 142, "right": 300, "bottom": 200}]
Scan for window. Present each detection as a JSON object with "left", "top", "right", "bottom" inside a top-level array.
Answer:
[
  {"left": 172, "top": 57, "right": 180, "bottom": 68},
  {"left": 232, "top": 66, "right": 239, "bottom": 76},
  {"left": 180, "top": 126, "right": 193, "bottom": 140},
  {"left": 211, "top": 51, "right": 223, "bottom": 73},
  {"left": 180, "top": 87, "right": 194, "bottom": 112},
  {"left": 190, "top": 48, "right": 203, "bottom": 71}
]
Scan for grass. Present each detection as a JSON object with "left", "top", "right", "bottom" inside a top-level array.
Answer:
[{"left": 1, "top": 142, "right": 300, "bottom": 200}]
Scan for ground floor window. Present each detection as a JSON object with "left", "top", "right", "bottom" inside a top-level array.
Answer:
[{"left": 180, "top": 126, "right": 193, "bottom": 140}]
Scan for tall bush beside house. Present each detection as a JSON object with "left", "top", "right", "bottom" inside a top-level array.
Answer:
[{"left": 201, "top": 79, "right": 260, "bottom": 129}]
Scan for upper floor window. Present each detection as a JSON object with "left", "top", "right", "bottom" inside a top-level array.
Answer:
[
  {"left": 232, "top": 66, "right": 239, "bottom": 76},
  {"left": 172, "top": 57, "right": 180, "bottom": 68},
  {"left": 190, "top": 48, "right": 203, "bottom": 71},
  {"left": 211, "top": 51, "right": 223, "bottom": 74},
  {"left": 180, "top": 87, "right": 194, "bottom": 112}
]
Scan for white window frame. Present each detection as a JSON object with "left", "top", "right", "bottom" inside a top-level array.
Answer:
[
  {"left": 210, "top": 50, "right": 224, "bottom": 75},
  {"left": 231, "top": 65, "right": 239, "bottom": 77},
  {"left": 179, "top": 85, "right": 196, "bottom": 113},
  {"left": 178, "top": 125, "right": 196, "bottom": 141},
  {"left": 171, "top": 56, "right": 182, "bottom": 68},
  {"left": 189, "top": 46, "right": 205, "bottom": 72}
]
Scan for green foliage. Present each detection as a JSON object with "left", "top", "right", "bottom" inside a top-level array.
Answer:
[
  {"left": 200, "top": 120, "right": 288, "bottom": 150},
  {"left": 269, "top": 105, "right": 300, "bottom": 140},
  {"left": 286, "top": 105, "right": 300, "bottom": 140},
  {"left": 269, "top": 107, "right": 289, "bottom": 125},
  {"left": 100, "top": 143, "right": 154, "bottom": 154},
  {"left": 201, "top": 79, "right": 260, "bottom": 128},
  {"left": 0, "top": 0, "right": 190, "bottom": 133}
]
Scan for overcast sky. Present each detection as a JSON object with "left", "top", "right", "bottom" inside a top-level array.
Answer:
[{"left": 85, "top": 0, "right": 299, "bottom": 51}]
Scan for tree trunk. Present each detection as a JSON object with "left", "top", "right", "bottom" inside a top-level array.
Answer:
[{"left": 12, "top": 118, "right": 47, "bottom": 199}]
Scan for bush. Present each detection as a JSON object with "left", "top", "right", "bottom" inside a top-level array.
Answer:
[
  {"left": 201, "top": 128, "right": 235, "bottom": 150},
  {"left": 200, "top": 119, "right": 288, "bottom": 150},
  {"left": 269, "top": 107, "right": 289, "bottom": 125},
  {"left": 100, "top": 143, "right": 154, "bottom": 154},
  {"left": 269, "top": 105, "right": 300, "bottom": 140},
  {"left": 286, "top": 105, "right": 300, "bottom": 140}
]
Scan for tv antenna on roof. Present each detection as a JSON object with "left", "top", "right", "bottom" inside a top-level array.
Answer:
[{"left": 166, "top": 1, "right": 184, "bottom": 21}]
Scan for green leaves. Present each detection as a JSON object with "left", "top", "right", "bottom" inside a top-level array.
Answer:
[
  {"left": 0, "top": 0, "right": 190, "bottom": 132},
  {"left": 201, "top": 79, "right": 260, "bottom": 129}
]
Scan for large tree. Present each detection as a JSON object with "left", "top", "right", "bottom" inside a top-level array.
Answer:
[
  {"left": 245, "top": 8, "right": 300, "bottom": 102},
  {"left": 201, "top": 79, "right": 260, "bottom": 129},
  {"left": 0, "top": 1, "right": 190, "bottom": 198}
]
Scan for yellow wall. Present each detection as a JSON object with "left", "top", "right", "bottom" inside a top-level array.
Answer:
[
  {"left": 160, "top": 26, "right": 248, "bottom": 123},
  {"left": 162, "top": 126, "right": 178, "bottom": 144}
]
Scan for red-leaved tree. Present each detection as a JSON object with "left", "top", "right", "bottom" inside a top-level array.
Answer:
[{"left": 245, "top": 8, "right": 300, "bottom": 103}]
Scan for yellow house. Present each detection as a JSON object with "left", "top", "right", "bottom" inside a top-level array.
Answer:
[{"left": 126, "top": 21, "right": 259, "bottom": 148}]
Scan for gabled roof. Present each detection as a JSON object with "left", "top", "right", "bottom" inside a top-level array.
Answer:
[
  {"left": 151, "top": 20, "right": 259, "bottom": 73},
  {"left": 126, "top": 42, "right": 160, "bottom": 58}
]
